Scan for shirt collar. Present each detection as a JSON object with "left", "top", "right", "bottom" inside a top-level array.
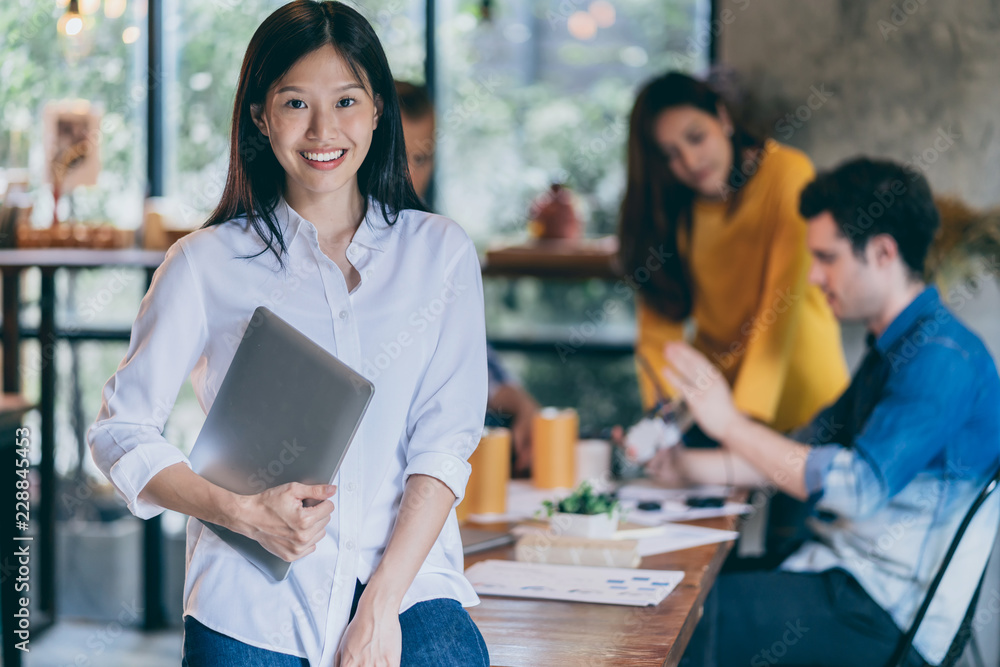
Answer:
[
  {"left": 277, "top": 195, "right": 391, "bottom": 253},
  {"left": 873, "top": 286, "right": 942, "bottom": 354}
]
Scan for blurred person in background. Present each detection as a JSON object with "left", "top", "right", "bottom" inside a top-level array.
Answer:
[
  {"left": 396, "top": 80, "right": 540, "bottom": 475},
  {"left": 662, "top": 158, "right": 999, "bottom": 667},
  {"left": 619, "top": 72, "right": 848, "bottom": 441}
]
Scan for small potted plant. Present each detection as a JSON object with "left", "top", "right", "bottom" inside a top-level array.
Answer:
[{"left": 539, "top": 481, "right": 622, "bottom": 539}]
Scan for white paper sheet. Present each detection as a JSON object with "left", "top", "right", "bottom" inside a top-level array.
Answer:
[
  {"left": 616, "top": 484, "right": 733, "bottom": 501},
  {"left": 468, "top": 481, "right": 751, "bottom": 524},
  {"left": 465, "top": 560, "right": 684, "bottom": 607},
  {"left": 635, "top": 523, "right": 739, "bottom": 557},
  {"left": 617, "top": 484, "right": 753, "bottom": 522},
  {"left": 509, "top": 521, "right": 737, "bottom": 557}
]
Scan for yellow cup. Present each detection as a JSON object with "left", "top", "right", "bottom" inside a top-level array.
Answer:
[
  {"left": 531, "top": 407, "right": 579, "bottom": 489},
  {"left": 457, "top": 427, "right": 511, "bottom": 521}
]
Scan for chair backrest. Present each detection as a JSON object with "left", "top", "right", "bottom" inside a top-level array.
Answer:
[
  {"left": 889, "top": 464, "right": 1000, "bottom": 667},
  {"left": 940, "top": 564, "right": 988, "bottom": 667}
]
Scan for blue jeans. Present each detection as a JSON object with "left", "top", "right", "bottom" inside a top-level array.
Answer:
[{"left": 182, "top": 580, "right": 489, "bottom": 666}]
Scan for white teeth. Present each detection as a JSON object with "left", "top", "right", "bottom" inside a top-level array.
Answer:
[{"left": 302, "top": 150, "right": 346, "bottom": 162}]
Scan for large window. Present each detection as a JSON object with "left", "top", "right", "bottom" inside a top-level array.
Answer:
[
  {"left": 1, "top": 0, "right": 151, "bottom": 480},
  {"left": 436, "top": 0, "right": 709, "bottom": 241},
  {"left": 1, "top": 0, "right": 147, "bottom": 228}
]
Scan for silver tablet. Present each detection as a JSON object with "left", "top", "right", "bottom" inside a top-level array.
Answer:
[{"left": 188, "top": 306, "right": 374, "bottom": 580}]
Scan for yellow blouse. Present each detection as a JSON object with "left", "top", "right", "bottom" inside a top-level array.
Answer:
[{"left": 635, "top": 140, "right": 849, "bottom": 433}]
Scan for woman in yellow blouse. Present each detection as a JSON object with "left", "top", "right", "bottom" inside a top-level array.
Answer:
[{"left": 619, "top": 72, "right": 847, "bottom": 436}]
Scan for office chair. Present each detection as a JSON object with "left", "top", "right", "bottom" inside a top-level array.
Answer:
[{"left": 889, "top": 464, "right": 1000, "bottom": 667}]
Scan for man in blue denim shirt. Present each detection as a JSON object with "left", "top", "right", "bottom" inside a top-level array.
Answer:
[{"left": 662, "top": 158, "right": 1000, "bottom": 666}]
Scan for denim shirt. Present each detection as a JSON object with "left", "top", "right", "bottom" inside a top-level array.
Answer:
[{"left": 780, "top": 287, "right": 1000, "bottom": 665}]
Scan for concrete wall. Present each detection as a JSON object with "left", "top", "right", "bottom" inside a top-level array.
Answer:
[
  {"left": 717, "top": 0, "right": 1000, "bottom": 208},
  {"left": 718, "top": 2, "right": 1000, "bottom": 664}
]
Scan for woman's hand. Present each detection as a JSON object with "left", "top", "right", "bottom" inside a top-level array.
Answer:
[
  {"left": 336, "top": 598, "right": 402, "bottom": 667},
  {"left": 229, "top": 482, "right": 336, "bottom": 562}
]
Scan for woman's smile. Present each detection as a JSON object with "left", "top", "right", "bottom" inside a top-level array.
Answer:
[{"left": 298, "top": 148, "right": 348, "bottom": 170}]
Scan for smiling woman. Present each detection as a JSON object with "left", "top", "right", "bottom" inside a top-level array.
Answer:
[
  {"left": 87, "top": 2, "right": 490, "bottom": 667},
  {"left": 203, "top": 0, "right": 421, "bottom": 270},
  {"left": 257, "top": 65, "right": 372, "bottom": 179}
]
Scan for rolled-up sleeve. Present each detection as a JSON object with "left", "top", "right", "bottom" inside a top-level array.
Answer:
[
  {"left": 804, "top": 444, "right": 841, "bottom": 496},
  {"left": 87, "top": 241, "right": 209, "bottom": 519},
  {"left": 402, "top": 239, "right": 488, "bottom": 506},
  {"left": 814, "top": 447, "right": 887, "bottom": 519}
]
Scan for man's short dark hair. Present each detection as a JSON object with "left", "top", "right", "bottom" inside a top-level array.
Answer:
[
  {"left": 799, "top": 157, "right": 940, "bottom": 277},
  {"left": 394, "top": 81, "right": 433, "bottom": 121}
]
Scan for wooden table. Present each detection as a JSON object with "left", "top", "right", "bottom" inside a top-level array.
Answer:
[{"left": 465, "top": 510, "right": 742, "bottom": 666}]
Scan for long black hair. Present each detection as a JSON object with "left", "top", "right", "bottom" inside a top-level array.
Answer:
[
  {"left": 618, "top": 72, "right": 763, "bottom": 320},
  {"left": 204, "top": 0, "right": 425, "bottom": 267}
]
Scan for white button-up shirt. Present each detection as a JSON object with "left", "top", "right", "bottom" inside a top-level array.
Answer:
[{"left": 88, "top": 197, "right": 487, "bottom": 664}]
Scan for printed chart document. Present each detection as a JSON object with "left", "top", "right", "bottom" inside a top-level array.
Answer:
[{"left": 465, "top": 560, "right": 684, "bottom": 607}]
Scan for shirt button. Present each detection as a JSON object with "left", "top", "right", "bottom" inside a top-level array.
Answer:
[
  {"left": 346, "top": 481, "right": 358, "bottom": 493},
  {"left": 346, "top": 540, "right": 355, "bottom": 551},
  {"left": 339, "top": 310, "right": 348, "bottom": 320},
  {"left": 365, "top": 270, "right": 373, "bottom": 279}
]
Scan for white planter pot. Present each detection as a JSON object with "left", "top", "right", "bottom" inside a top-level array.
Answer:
[{"left": 550, "top": 510, "right": 620, "bottom": 539}]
